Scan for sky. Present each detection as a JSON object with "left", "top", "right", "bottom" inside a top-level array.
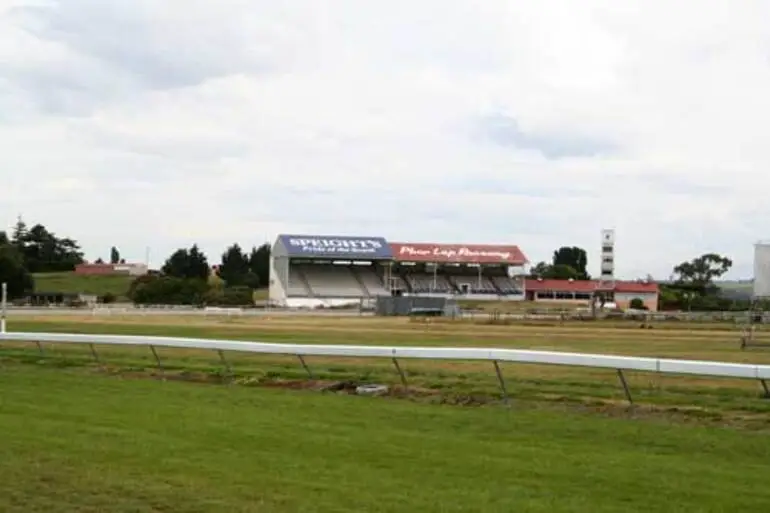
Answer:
[{"left": 2, "top": 0, "right": 769, "bottom": 280}]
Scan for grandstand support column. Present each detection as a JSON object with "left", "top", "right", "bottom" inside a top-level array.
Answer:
[
  {"left": 297, "top": 355, "right": 313, "bottom": 378},
  {"left": 616, "top": 369, "right": 633, "bottom": 405},
  {"left": 392, "top": 357, "right": 408, "bottom": 389},
  {"left": 493, "top": 361, "right": 509, "bottom": 406}
]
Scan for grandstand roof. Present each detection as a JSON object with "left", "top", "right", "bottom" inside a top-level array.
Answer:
[
  {"left": 524, "top": 278, "right": 659, "bottom": 294},
  {"left": 390, "top": 242, "right": 528, "bottom": 265}
]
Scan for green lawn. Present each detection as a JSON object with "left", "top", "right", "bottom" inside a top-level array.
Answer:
[
  {"left": 32, "top": 272, "right": 133, "bottom": 297},
  {"left": 4, "top": 318, "right": 770, "bottom": 427},
  {"left": 0, "top": 365, "right": 769, "bottom": 512}
]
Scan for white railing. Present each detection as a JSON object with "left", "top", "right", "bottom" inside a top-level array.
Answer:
[{"left": 1, "top": 331, "right": 769, "bottom": 404}]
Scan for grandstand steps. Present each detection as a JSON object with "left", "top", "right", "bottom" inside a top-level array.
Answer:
[
  {"left": 295, "top": 267, "right": 315, "bottom": 297},
  {"left": 350, "top": 267, "right": 372, "bottom": 298},
  {"left": 444, "top": 274, "right": 462, "bottom": 294}
]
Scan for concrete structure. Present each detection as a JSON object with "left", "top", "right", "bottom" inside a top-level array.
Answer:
[
  {"left": 268, "top": 231, "right": 657, "bottom": 310},
  {"left": 599, "top": 229, "right": 615, "bottom": 284},
  {"left": 269, "top": 234, "right": 393, "bottom": 308},
  {"left": 524, "top": 278, "right": 659, "bottom": 311},
  {"left": 753, "top": 241, "right": 770, "bottom": 298}
]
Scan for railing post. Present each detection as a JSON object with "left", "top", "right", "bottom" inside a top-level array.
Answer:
[
  {"left": 36, "top": 341, "right": 44, "bottom": 357},
  {"left": 0, "top": 282, "right": 7, "bottom": 333},
  {"left": 760, "top": 379, "right": 769, "bottom": 398},
  {"left": 617, "top": 369, "right": 633, "bottom": 405},
  {"left": 392, "top": 357, "right": 408, "bottom": 390},
  {"left": 297, "top": 355, "right": 313, "bottom": 379},
  {"left": 89, "top": 343, "right": 101, "bottom": 365},
  {"left": 493, "top": 360, "right": 509, "bottom": 406},
  {"left": 149, "top": 345, "right": 164, "bottom": 378},
  {"left": 217, "top": 349, "right": 232, "bottom": 381}
]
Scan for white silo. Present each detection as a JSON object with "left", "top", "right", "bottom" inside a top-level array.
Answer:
[{"left": 753, "top": 241, "right": 770, "bottom": 298}]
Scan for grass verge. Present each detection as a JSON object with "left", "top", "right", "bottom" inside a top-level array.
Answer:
[
  {"left": 4, "top": 317, "right": 770, "bottom": 428},
  {"left": 1, "top": 365, "right": 770, "bottom": 512}
]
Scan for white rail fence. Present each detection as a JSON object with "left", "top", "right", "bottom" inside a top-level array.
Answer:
[{"left": 2, "top": 331, "right": 770, "bottom": 405}]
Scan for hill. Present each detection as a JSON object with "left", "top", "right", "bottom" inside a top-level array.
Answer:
[{"left": 32, "top": 272, "right": 133, "bottom": 298}]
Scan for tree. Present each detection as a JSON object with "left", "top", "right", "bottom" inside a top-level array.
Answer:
[
  {"left": 0, "top": 242, "right": 34, "bottom": 300},
  {"left": 628, "top": 297, "right": 646, "bottom": 310},
  {"left": 10, "top": 217, "right": 84, "bottom": 273},
  {"left": 672, "top": 253, "right": 732, "bottom": 296},
  {"left": 0, "top": 231, "right": 8, "bottom": 245},
  {"left": 552, "top": 246, "right": 589, "bottom": 279},
  {"left": 110, "top": 246, "right": 121, "bottom": 264},
  {"left": 217, "top": 243, "right": 251, "bottom": 287},
  {"left": 248, "top": 243, "right": 271, "bottom": 288},
  {"left": 528, "top": 261, "right": 582, "bottom": 280},
  {"left": 128, "top": 275, "right": 209, "bottom": 305},
  {"left": 161, "top": 244, "right": 210, "bottom": 281}
]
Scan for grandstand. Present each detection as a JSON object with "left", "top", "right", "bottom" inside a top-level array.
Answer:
[
  {"left": 389, "top": 242, "right": 527, "bottom": 299},
  {"left": 269, "top": 234, "right": 394, "bottom": 308},
  {"left": 269, "top": 234, "right": 529, "bottom": 307}
]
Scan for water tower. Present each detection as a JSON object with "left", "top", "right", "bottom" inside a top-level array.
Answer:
[{"left": 741, "top": 241, "right": 770, "bottom": 349}]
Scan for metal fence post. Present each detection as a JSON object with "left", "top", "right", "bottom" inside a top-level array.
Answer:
[
  {"left": 35, "top": 341, "right": 44, "bottom": 357},
  {"left": 149, "top": 345, "right": 164, "bottom": 378},
  {"left": 493, "top": 361, "right": 509, "bottom": 406},
  {"left": 297, "top": 355, "right": 313, "bottom": 378},
  {"left": 217, "top": 349, "right": 232, "bottom": 381},
  {"left": 392, "top": 357, "right": 408, "bottom": 389},
  {"left": 617, "top": 369, "right": 633, "bottom": 405},
  {"left": 1, "top": 282, "right": 7, "bottom": 334},
  {"left": 760, "top": 379, "right": 769, "bottom": 398},
  {"left": 89, "top": 343, "right": 101, "bottom": 365}
]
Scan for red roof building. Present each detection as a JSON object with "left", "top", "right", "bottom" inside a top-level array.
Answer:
[{"left": 524, "top": 278, "right": 659, "bottom": 311}]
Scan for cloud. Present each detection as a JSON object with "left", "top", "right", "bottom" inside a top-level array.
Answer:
[{"left": 2, "top": 0, "right": 770, "bottom": 279}]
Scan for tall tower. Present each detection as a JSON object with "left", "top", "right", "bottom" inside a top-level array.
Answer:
[{"left": 600, "top": 229, "right": 615, "bottom": 285}]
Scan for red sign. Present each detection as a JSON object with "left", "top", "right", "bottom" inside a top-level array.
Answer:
[{"left": 389, "top": 243, "right": 528, "bottom": 265}]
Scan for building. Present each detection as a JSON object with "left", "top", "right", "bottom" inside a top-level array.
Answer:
[
  {"left": 74, "top": 262, "right": 148, "bottom": 276},
  {"left": 524, "top": 278, "right": 659, "bottom": 311},
  {"left": 268, "top": 234, "right": 529, "bottom": 308}
]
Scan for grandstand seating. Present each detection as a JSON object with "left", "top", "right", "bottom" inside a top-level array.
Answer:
[
  {"left": 352, "top": 266, "right": 389, "bottom": 297},
  {"left": 451, "top": 275, "right": 498, "bottom": 295},
  {"left": 402, "top": 271, "right": 453, "bottom": 294},
  {"left": 492, "top": 276, "right": 524, "bottom": 295},
  {"left": 286, "top": 264, "right": 390, "bottom": 298}
]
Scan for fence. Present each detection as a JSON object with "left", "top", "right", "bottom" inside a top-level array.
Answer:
[{"left": 1, "top": 331, "right": 770, "bottom": 405}]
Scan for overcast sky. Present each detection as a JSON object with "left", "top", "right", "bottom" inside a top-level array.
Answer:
[{"left": 2, "top": 1, "right": 769, "bottom": 279}]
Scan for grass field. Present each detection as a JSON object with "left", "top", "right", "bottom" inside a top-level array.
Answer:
[
  {"left": 4, "top": 314, "right": 770, "bottom": 426},
  {"left": 32, "top": 272, "right": 134, "bottom": 297},
  {"left": 2, "top": 365, "right": 770, "bottom": 512}
]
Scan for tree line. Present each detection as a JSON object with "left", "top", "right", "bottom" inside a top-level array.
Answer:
[
  {"left": 0, "top": 217, "right": 86, "bottom": 299},
  {"left": 0, "top": 219, "right": 753, "bottom": 310},
  {"left": 129, "top": 243, "right": 271, "bottom": 306}
]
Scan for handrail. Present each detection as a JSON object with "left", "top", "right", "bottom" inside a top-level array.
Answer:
[{"left": 2, "top": 331, "right": 769, "bottom": 404}]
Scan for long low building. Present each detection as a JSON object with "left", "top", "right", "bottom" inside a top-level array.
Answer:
[{"left": 524, "top": 278, "right": 659, "bottom": 311}]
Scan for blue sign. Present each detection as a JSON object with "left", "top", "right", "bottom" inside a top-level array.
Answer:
[{"left": 279, "top": 234, "right": 393, "bottom": 260}]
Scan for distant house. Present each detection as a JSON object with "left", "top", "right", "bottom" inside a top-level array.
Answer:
[
  {"left": 524, "top": 278, "right": 660, "bottom": 311},
  {"left": 74, "top": 263, "right": 149, "bottom": 277}
]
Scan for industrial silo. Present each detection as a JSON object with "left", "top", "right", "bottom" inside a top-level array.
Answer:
[{"left": 753, "top": 241, "right": 770, "bottom": 298}]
